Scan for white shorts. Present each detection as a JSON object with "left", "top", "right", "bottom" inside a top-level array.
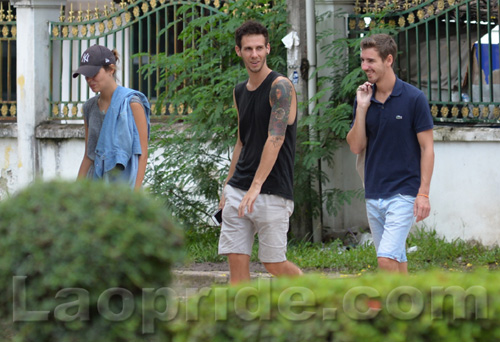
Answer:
[{"left": 218, "top": 184, "right": 294, "bottom": 263}]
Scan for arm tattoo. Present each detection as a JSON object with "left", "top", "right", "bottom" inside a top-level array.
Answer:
[{"left": 269, "top": 78, "right": 293, "bottom": 146}]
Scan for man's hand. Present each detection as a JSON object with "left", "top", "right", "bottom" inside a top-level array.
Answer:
[
  {"left": 414, "top": 196, "right": 430, "bottom": 222},
  {"left": 218, "top": 192, "right": 226, "bottom": 210},
  {"left": 356, "top": 82, "right": 373, "bottom": 109},
  {"left": 238, "top": 184, "right": 261, "bottom": 217}
]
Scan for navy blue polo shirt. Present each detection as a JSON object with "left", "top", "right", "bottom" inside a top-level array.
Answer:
[{"left": 352, "top": 78, "right": 433, "bottom": 199}]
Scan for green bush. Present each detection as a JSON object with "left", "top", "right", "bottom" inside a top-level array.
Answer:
[
  {"left": 0, "top": 180, "right": 184, "bottom": 342},
  {"left": 162, "top": 270, "right": 500, "bottom": 341}
]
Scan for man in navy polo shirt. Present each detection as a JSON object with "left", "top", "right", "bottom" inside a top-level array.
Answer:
[{"left": 346, "top": 34, "right": 435, "bottom": 273}]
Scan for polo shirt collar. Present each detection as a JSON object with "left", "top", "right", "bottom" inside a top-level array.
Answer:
[{"left": 371, "top": 76, "right": 403, "bottom": 102}]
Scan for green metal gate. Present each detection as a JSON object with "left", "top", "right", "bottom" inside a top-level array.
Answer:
[
  {"left": 49, "top": 0, "right": 224, "bottom": 119},
  {"left": 349, "top": 0, "right": 500, "bottom": 124}
]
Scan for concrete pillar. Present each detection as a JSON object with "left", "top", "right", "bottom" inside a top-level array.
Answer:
[
  {"left": 286, "top": 0, "right": 307, "bottom": 118},
  {"left": 287, "top": 0, "right": 314, "bottom": 240},
  {"left": 315, "top": 0, "right": 364, "bottom": 238},
  {"left": 11, "top": 0, "right": 64, "bottom": 188}
]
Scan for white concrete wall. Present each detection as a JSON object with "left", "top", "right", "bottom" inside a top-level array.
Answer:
[
  {"left": 0, "top": 137, "right": 20, "bottom": 199},
  {"left": 0, "top": 123, "right": 84, "bottom": 197},
  {"left": 428, "top": 127, "right": 500, "bottom": 245},
  {"left": 37, "top": 138, "right": 84, "bottom": 180}
]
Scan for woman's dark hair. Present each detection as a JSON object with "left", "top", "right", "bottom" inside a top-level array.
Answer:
[{"left": 103, "top": 49, "right": 120, "bottom": 81}]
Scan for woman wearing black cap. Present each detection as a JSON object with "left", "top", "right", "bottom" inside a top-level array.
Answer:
[{"left": 73, "top": 44, "right": 150, "bottom": 190}]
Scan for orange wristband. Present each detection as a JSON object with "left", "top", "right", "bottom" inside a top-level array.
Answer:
[{"left": 417, "top": 193, "right": 429, "bottom": 198}]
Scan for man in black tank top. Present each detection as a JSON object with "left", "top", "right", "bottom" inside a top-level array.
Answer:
[{"left": 217, "top": 20, "right": 302, "bottom": 284}]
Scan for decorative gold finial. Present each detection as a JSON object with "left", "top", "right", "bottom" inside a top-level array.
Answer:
[
  {"left": 437, "top": 0, "right": 445, "bottom": 11},
  {"left": 354, "top": 0, "right": 361, "bottom": 14},
  {"left": 86, "top": 4, "right": 92, "bottom": 21},
  {"left": 77, "top": 4, "right": 83, "bottom": 22},
  {"left": 427, "top": 4, "right": 435, "bottom": 16},
  {"left": 461, "top": 106, "right": 469, "bottom": 117},
  {"left": 5, "top": 3, "right": 14, "bottom": 22},
  {"left": 2, "top": 104, "right": 8, "bottom": 116},
  {"left": 408, "top": 12, "right": 415, "bottom": 24},
  {"left": 95, "top": 2, "right": 100, "bottom": 19},
  {"left": 59, "top": 4, "right": 65, "bottom": 22},
  {"left": 9, "top": 104, "right": 16, "bottom": 117},
  {"left": 0, "top": 3, "right": 5, "bottom": 22},
  {"left": 398, "top": 16, "right": 405, "bottom": 27},
  {"left": 481, "top": 106, "right": 489, "bottom": 118},
  {"left": 68, "top": 3, "right": 75, "bottom": 22},
  {"left": 492, "top": 107, "right": 500, "bottom": 119},
  {"left": 431, "top": 105, "right": 438, "bottom": 117},
  {"left": 440, "top": 106, "right": 449, "bottom": 118}
]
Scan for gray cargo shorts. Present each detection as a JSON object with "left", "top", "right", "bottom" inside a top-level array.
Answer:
[{"left": 218, "top": 184, "right": 294, "bottom": 263}]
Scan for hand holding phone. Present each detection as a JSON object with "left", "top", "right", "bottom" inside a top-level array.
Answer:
[{"left": 211, "top": 209, "right": 222, "bottom": 226}]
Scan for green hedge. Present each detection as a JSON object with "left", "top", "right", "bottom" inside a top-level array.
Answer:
[
  {"left": 163, "top": 270, "right": 500, "bottom": 342},
  {"left": 0, "top": 180, "right": 184, "bottom": 342}
]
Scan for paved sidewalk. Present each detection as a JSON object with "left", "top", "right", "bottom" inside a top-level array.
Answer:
[
  {"left": 171, "top": 269, "right": 272, "bottom": 291},
  {"left": 171, "top": 268, "right": 348, "bottom": 293}
]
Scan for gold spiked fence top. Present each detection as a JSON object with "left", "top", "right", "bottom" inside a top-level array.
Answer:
[
  {"left": 0, "top": 2, "right": 16, "bottom": 22},
  {"left": 52, "top": 0, "right": 223, "bottom": 38},
  {"left": 351, "top": 0, "right": 498, "bottom": 31}
]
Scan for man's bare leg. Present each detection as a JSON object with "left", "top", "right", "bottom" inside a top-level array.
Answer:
[
  {"left": 378, "top": 257, "right": 408, "bottom": 274},
  {"left": 228, "top": 253, "right": 251, "bottom": 285},
  {"left": 262, "top": 260, "right": 303, "bottom": 277}
]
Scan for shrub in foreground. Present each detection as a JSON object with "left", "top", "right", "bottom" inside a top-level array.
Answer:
[
  {"left": 164, "top": 270, "right": 500, "bottom": 342},
  {"left": 0, "top": 180, "right": 184, "bottom": 342}
]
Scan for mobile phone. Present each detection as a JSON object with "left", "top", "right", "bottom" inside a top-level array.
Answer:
[{"left": 211, "top": 209, "right": 223, "bottom": 226}]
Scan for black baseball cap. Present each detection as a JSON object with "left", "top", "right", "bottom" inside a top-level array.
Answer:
[{"left": 72, "top": 45, "right": 116, "bottom": 78}]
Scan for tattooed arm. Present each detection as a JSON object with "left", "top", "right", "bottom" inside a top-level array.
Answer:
[{"left": 237, "top": 77, "right": 297, "bottom": 217}]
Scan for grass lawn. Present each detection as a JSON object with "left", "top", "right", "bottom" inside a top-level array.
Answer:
[{"left": 184, "top": 227, "right": 500, "bottom": 274}]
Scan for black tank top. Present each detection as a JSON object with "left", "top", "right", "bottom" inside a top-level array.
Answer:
[{"left": 228, "top": 71, "right": 297, "bottom": 200}]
